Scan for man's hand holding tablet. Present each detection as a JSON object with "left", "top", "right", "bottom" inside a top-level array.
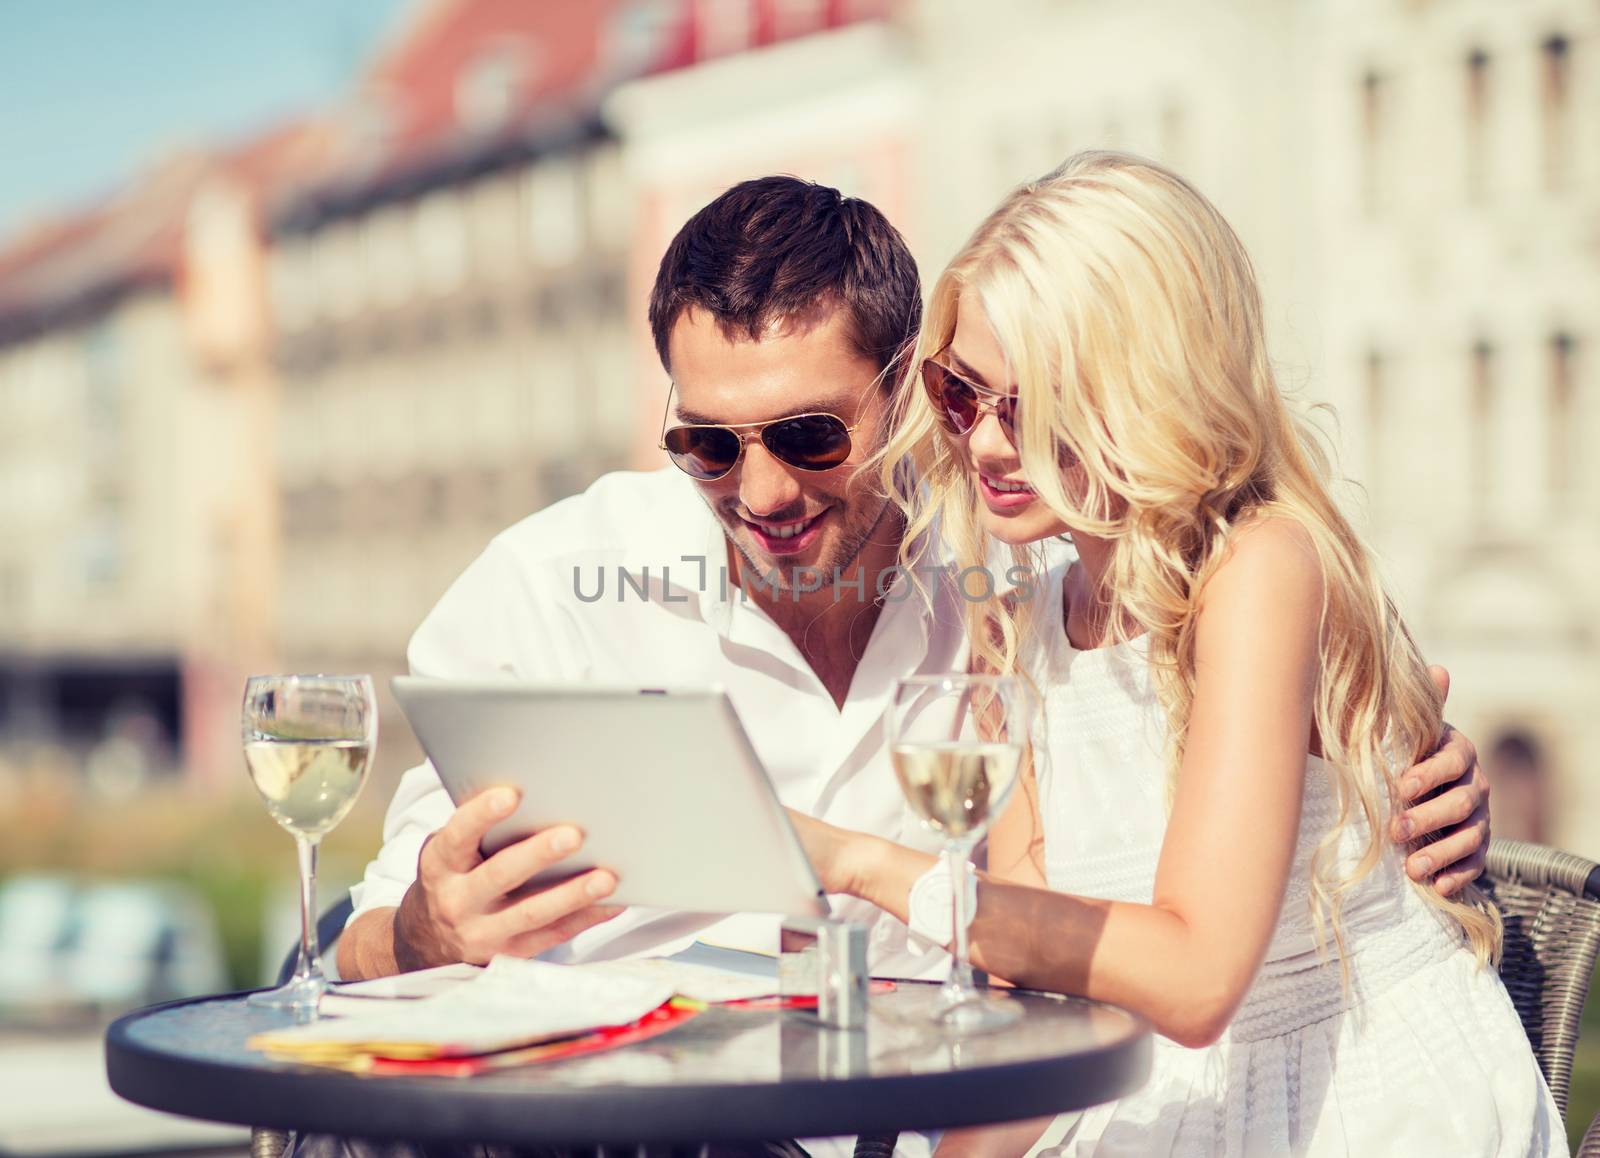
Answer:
[
  {"left": 392, "top": 788, "right": 624, "bottom": 971},
  {"left": 336, "top": 681, "right": 830, "bottom": 981}
]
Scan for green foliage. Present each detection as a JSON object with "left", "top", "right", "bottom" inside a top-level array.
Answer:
[
  {"left": 0, "top": 780, "right": 381, "bottom": 989},
  {"left": 1573, "top": 960, "right": 1600, "bottom": 1152},
  {"left": 1572, "top": 1041, "right": 1600, "bottom": 1152}
]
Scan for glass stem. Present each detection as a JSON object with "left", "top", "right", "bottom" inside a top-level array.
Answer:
[
  {"left": 295, "top": 836, "right": 321, "bottom": 983},
  {"left": 942, "top": 843, "right": 976, "bottom": 1007}
]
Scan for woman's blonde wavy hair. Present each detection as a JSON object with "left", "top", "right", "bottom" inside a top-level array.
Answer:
[{"left": 877, "top": 150, "right": 1500, "bottom": 966}]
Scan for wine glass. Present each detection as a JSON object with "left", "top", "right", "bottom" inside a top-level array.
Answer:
[
  {"left": 242, "top": 674, "right": 377, "bottom": 1015},
  {"left": 888, "top": 672, "right": 1041, "bottom": 1034}
]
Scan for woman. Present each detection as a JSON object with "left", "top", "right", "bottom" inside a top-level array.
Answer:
[{"left": 798, "top": 151, "right": 1563, "bottom": 1155}]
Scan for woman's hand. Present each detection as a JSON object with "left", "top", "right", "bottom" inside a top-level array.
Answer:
[{"left": 786, "top": 808, "right": 878, "bottom": 896}]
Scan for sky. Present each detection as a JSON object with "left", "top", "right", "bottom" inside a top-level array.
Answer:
[{"left": 0, "top": 0, "right": 412, "bottom": 238}]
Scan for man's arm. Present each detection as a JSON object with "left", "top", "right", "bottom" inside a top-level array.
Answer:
[
  {"left": 1390, "top": 665, "right": 1491, "bottom": 897},
  {"left": 338, "top": 787, "right": 622, "bottom": 980},
  {"left": 339, "top": 908, "right": 402, "bottom": 980}
]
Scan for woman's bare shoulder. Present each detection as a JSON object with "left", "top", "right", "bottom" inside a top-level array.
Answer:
[{"left": 1199, "top": 514, "right": 1325, "bottom": 639}]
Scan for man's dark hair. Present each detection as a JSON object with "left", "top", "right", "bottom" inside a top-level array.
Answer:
[{"left": 648, "top": 175, "right": 922, "bottom": 379}]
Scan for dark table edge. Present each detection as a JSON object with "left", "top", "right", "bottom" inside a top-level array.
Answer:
[{"left": 105, "top": 988, "right": 1153, "bottom": 1145}]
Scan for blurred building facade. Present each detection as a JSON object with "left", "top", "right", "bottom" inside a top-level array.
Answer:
[
  {"left": 1, "top": 0, "right": 1595, "bottom": 854},
  {"left": 904, "top": 0, "right": 1599, "bottom": 853},
  {"left": 264, "top": 2, "right": 640, "bottom": 768},
  {"left": 0, "top": 127, "right": 326, "bottom": 791},
  {"left": 1307, "top": 0, "right": 1600, "bottom": 852},
  {"left": 0, "top": 0, "right": 899, "bottom": 787}
]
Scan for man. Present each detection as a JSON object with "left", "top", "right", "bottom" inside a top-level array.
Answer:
[{"left": 335, "top": 176, "right": 1489, "bottom": 1147}]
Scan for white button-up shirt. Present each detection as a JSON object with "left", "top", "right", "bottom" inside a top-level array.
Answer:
[{"left": 351, "top": 466, "right": 967, "bottom": 978}]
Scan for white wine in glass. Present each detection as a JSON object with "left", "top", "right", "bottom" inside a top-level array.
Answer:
[
  {"left": 242, "top": 675, "right": 376, "bottom": 1015},
  {"left": 244, "top": 739, "right": 370, "bottom": 838},
  {"left": 892, "top": 741, "right": 1023, "bottom": 841},
  {"left": 888, "top": 673, "right": 1040, "bottom": 1034}
]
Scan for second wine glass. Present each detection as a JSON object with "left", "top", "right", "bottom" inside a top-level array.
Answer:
[{"left": 888, "top": 672, "right": 1041, "bottom": 1034}]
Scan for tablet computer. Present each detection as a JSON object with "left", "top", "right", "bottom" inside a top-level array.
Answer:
[{"left": 390, "top": 678, "right": 829, "bottom": 918}]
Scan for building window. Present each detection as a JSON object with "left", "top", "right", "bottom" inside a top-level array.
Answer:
[
  {"left": 317, "top": 221, "right": 365, "bottom": 319},
  {"left": 1470, "top": 338, "right": 1494, "bottom": 527},
  {"left": 524, "top": 159, "right": 584, "bottom": 267},
  {"left": 82, "top": 320, "right": 122, "bottom": 437},
  {"left": 282, "top": 483, "right": 340, "bottom": 538},
  {"left": 585, "top": 147, "right": 631, "bottom": 251},
  {"left": 1364, "top": 348, "right": 1385, "bottom": 500},
  {"left": 1541, "top": 34, "right": 1571, "bottom": 193},
  {"left": 1359, "top": 69, "right": 1385, "bottom": 217},
  {"left": 460, "top": 296, "right": 496, "bottom": 339},
  {"left": 0, "top": 565, "right": 23, "bottom": 614},
  {"left": 1549, "top": 332, "right": 1578, "bottom": 508},
  {"left": 1486, "top": 731, "right": 1550, "bottom": 844},
  {"left": 589, "top": 269, "right": 627, "bottom": 317},
  {"left": 271, "top": 239, "right": 318, "bottom": 331},
  {"left": 532, "top": 283, "right": 569, "bottom": 331},
  {"left": 476, "top": 467, "right": 505, "bottom": 525},
  {"left": 424, "top": 474, "right": 450, "bottom": 525},
  {"left": 416, "top": 190, "right": 468, "bottom": 295},
  {"left": 467, "top": 174, "right": 522, "bottom": 283},
  {"left": 1465, "top": 48, "right": 1490, "bottom": 203},
  {"left": 79, "top": 509, "right": 123, "bottom": 588},
  {"left": 539, "top": 457, "right": 592, "bottom": 502},
  {"left": 364, "top": 206, "right": 415, "bottom": 308}
]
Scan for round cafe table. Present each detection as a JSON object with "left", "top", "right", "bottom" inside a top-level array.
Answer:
[{"left": 106, "top": 983, "right": 1150, "bottom": 1146}]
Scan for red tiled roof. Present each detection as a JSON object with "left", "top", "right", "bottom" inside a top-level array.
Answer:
[
  {"left": 0, "top": 0, "right": 898, "bottom": 329},
  {"left": 0, "top": 121, "right": 328, "bottom": 338},
  {"left": 363, "top": 0, "right": 626, "bottom": 152},
  {"left": 280, "top": 0, "right": 896, "bottom": 225},
  {"left": 223, "top": 119, "right": 337, "bottom": 202},
  {"left": 0, "top": 212, "right": 107, "bottom": 287}
]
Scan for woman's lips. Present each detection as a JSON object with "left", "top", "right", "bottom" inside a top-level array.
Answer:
[{"left": 978, "top": 473, "right": 1037, "bottom": 511}]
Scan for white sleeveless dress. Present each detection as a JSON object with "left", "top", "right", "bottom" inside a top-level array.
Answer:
[{"left": 1025, "top": 568, "right": 1566, "bottom": 1156}]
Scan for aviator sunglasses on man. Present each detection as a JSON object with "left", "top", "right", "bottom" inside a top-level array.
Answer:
[{"left": 659, "top": 385, "right": 861, "bottom": 482}]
